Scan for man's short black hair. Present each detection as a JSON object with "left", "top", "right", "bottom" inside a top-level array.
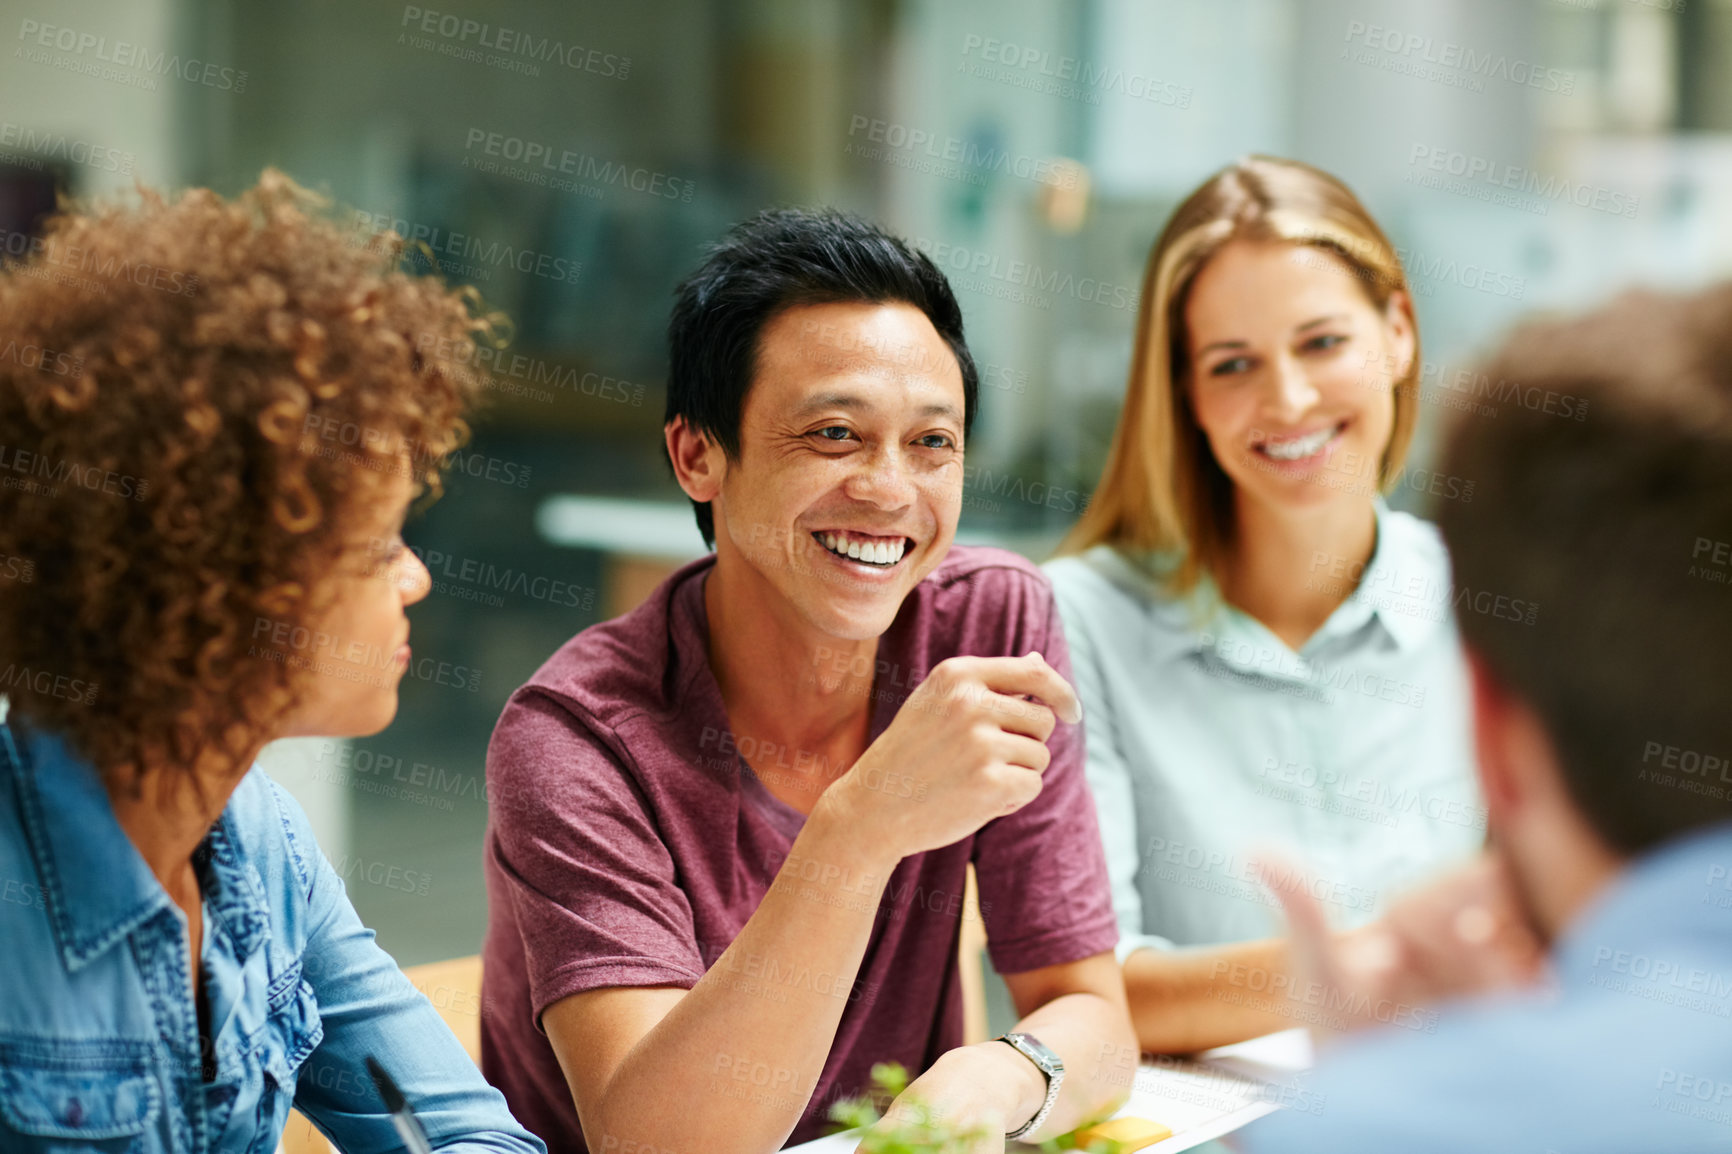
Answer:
[{"left": 665, "top": 207, "right": 978, "bottom": 546}]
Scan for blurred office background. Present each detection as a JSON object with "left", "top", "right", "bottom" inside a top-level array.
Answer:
[{"left": 0, "top": 0, "right": 1720, "bottom": 991}]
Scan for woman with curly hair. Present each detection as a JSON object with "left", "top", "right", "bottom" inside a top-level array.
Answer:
[{"left": 0, "top": 171, "right": 543, "bottom": 1153}]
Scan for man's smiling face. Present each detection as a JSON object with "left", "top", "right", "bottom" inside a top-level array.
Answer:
[{"left": 709, "top": 299, "right": 968, "bottom": 641}]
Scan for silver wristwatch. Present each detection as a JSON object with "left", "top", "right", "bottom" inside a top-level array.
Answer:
[{"left": 997, "top": 1031, "right": 1064, "bottom": 1141}]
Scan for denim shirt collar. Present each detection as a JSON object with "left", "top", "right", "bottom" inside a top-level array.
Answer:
[{"left": 4, "top": 722, "right": 271, "bottom": 972}]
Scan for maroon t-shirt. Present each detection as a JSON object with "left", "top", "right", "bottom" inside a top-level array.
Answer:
[{"left": 480, "top": 545, "right": 1118, "bottom": 1153}]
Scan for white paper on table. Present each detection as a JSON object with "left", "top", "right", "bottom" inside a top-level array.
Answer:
[
  {"left": 1104, "top": 1027, "right": 1315, "bottom": 1153},
  {"left": 780, "top": 1029, "right": 1315, "bottom": 1154}
]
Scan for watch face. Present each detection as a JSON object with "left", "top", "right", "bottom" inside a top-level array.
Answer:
[
  {"left": 1006, "top": 1032, "right": 1065, "bottom": 1075},
  {"left": 1001, "top": 1033, "right": 1066, "bottom": 1141}
]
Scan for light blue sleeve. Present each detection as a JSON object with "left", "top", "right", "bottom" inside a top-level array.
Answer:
[
  {"left": 268, "top": 781, "right": 545, "bottom": 1154},
  {"left": 1048, "top": 560, "right": 1176, "bottom": 963}
]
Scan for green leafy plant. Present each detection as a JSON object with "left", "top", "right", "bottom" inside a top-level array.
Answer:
[
  {"left": 828, "top": 1063, "right": 995, "bottom": 1154},
  {"left": 828, "top": 1063, "right": 1119, "bottom": 1154}
]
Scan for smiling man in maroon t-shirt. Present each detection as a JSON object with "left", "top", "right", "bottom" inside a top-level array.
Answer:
[{"left": 480, "top": 208, "right": 1134, "bottom": 1154}]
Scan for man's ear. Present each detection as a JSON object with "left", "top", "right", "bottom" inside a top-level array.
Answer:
[
  {"left": 1468, "top": 647, "right": 1572, "bottom": 832},
  {"left": 1466, "top": 647, "right": 1521, "bottom": 824},
  {"left": 665, "top": 417, "right": 726, "bottom": 505}
]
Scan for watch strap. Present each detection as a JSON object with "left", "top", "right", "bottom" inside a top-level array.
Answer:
[{"left": 997, "top": 1032, "right": 1064, "bottom": 1141}]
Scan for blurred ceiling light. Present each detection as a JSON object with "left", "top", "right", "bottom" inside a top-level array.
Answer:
[{"left": 1609, "top": 6, "right": 1676, "bottom": 133}]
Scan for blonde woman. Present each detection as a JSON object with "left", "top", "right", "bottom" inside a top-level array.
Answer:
[{"left": 1046, "top": 156, "right": 1484, "bottom": 1054}]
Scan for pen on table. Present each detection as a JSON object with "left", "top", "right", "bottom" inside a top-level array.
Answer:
[{"left": 367, "top": 1055, "right": 435, "bottom": 1154}]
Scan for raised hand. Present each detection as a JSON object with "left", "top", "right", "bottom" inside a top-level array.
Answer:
[
  {"left": 820, "top": 651, "right": 1082, "bottom": 861},
  {"left": 1256, "top": 850, "right": 1548, "bottom": 1042}
]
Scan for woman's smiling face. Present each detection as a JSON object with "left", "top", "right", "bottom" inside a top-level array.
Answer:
[{"left": 1183, "top": 240, "right": 1415, "bottom": 514}]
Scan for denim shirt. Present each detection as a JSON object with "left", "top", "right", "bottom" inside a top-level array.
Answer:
[{"left": 0, "top": 721, "right": 544, "bottom": 1154}]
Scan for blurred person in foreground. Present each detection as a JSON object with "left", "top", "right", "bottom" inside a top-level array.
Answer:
[
  {"left": 0, "top": 172, "right": 542, "bottom": 1153},
  {"left": 479, "top": 208, "right": 1135, "bottom": 1154},
  {"left": 1047, "top": 155, "right": 1485, "bottom": 1054},
  {"left": 1242, "top": 283, "right": 1732, "bottom": 1152}
]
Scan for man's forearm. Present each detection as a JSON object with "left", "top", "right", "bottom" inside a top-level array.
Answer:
[
  {"left": 582, "top": 808, "right": 897, "bottom": 1154},
  {"left": 1124, "top": 939, "right": 1296, "bottom": 1053},
  {"left": 1002, "top": 989, "right": 1138, "bottom": 1140},
  {"left": 894, "top": 988, "right": 1135, "bottom": 1148}
]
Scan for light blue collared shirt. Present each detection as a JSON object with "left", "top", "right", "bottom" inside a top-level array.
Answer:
[
  {"left": 1242, "top": 821, "right": 1732, "bottom": 1153},
  {"left": 0, "top": 720, "right": 543, "bottom": 1154},
  {"left": 1044, "top": 502, "right": 1485, "bottom": 959}
]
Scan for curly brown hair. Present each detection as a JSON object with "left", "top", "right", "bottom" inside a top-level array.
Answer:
[{"left": 0, "top": 169, "right": 495, "bottom": 784}]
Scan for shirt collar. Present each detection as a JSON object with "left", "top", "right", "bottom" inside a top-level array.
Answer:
[
  {"left": 1107, "top": 497, "right": 1449, "bottom": 667},
  {"left": 1340, "top": 498, "right": 1454, "bottom": 653},
  {"left": 1553, "top": 820, "right": 1732, "bottom": 988},
  {"left": 198, "top": 802, "right": 272, "bottom": 962},
  {"left": 4, "top": 723, "right": 270, "bottom": 971}
]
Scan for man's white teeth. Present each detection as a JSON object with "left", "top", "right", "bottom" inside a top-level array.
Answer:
[
  {"left": 1263, "top": 425, "right": 1338, "bottom": 461},
  {"left": 820, "top": 532, "right": 906, "bottom": 566}
]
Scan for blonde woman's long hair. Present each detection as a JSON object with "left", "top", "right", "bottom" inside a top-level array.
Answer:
[{"left": 1059, "top": 155, "right": 1421, "bottom": 593}]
